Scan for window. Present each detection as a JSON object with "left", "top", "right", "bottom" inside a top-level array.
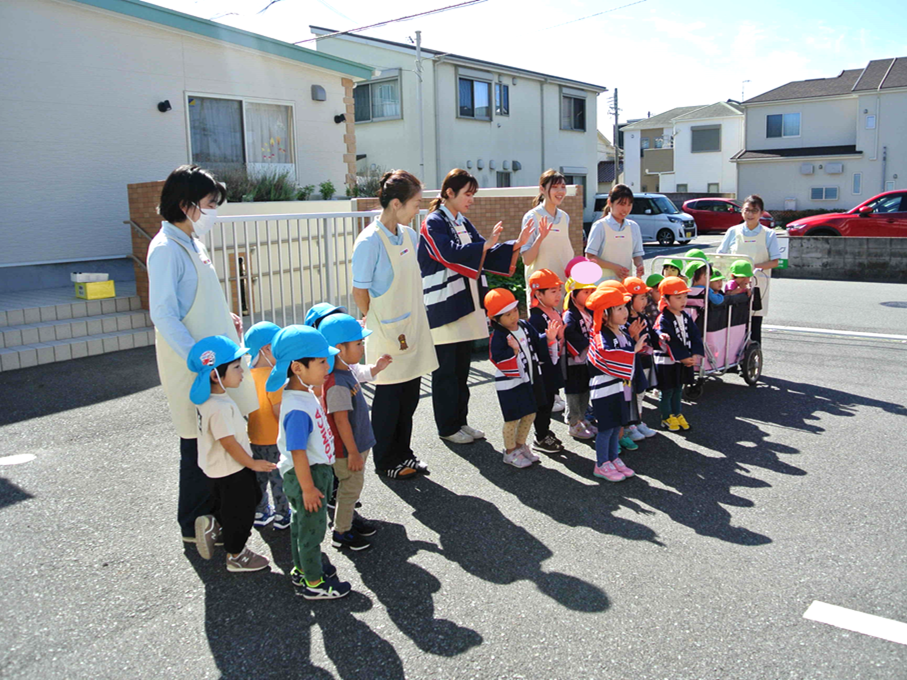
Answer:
[
  {"left": 188, "top": 95, "right": 295, "bottom": 170},
  {"left": 459, "top": 77, "right": 492, "bottom": 120},
  {"left": 810, "top": 187, "right": 838, "bottom": 201},
  {"left": 691, "top": 124, "right": 721, "bottom": 153},
  {"left": 354, "top": 78, "right": 401, "bottom": 123},
  {"left": 865, "top": 115, "right": 876, "bottom": 130},
  {"left": 767, "top": 112, "right": 800, "bottom": 138},
  {"left": 707, "top": 182, "right": 720, "bottom": 193},
  {"left": 885, "top": 181, "right": 895, "bottom": 192},
  {"left": 640, "top": 137, "right": 650, "bottom": 150},
  {"left": 676, "top": 184, "right": 688, "bottom": 192},
  {"left": 852, "top": 173, "right": 862, "bottom": 195},
  {"left": 560, "top": 91, "right": 586, "bottom": 131},
  {"left": 632, "top": 198, "right": 657, "bottom": 215},
  {"left": 562, "top": 174, "right": 587, "bottom": 204},
  {"left": 866, "top": 194, "right": 906, "bottom": 213},
  {"left": 496, "top": 171, "right": 511, "bottom": 188},
  {"left": 495, "top": 83, "right": 510, "bottom": 116},
  {"left": 655, "top": 137, "right": 664, "bottom": 149}
]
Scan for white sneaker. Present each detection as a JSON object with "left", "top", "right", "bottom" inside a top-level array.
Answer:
[
  {"left": 441, "top": 430, "right": 474, "bottom": 444},
  {"left": 626, "top": 425, "right": 646, "bottom": 442},
  {"left": 460, "top": 425, "right": 486, "bottom": 440},
  {"left": 582, "top": 420, "right": 598, "bottom": 435},
  {"left": 636, "top": 422, "right": 657, "bottom": 438},
  {"left": 518, "top": 443, "right": 539, "bottom": 463},
  {"left": 503, "top": 449, "right": 532, "bottom": 468},
  {"left": 569, "top": 422, "right": 594, "bottom": 440},
  {"left": 551, "top": 394, "right": 566, "bottom": 413}
]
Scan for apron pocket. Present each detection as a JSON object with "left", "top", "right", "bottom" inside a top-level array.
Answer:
[{"left": 378, "top": 313, "right": 415, "bottom": 352}]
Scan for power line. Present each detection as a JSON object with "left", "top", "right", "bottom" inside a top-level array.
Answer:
[
  {"left": 293, "top": 0, "right": 489, "bottom": 44},
  {"left": 542, "top": 0, "right": 648, "bottom": 31}
]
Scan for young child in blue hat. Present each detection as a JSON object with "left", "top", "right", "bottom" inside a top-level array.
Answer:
[
  {"left": 267, "top": 325, "right": 351, "bottom": 600},
  {"left": 188, "top": 335, "right": 276, "bottom": 572}
]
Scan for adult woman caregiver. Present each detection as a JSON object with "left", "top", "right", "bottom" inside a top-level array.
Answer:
[
  {"left": 351, "top": 170, "right": 438, "bottom": 479},
  {"left": 585, "top": 184, "right": 645, "bottom": 281},
  {"left": 716, "top": 194, "right": 780, "bottom": 344},
  {"left": 148, "top": 164, "right": 258, "bottom": 543},
  {"left": 521, "top": 170, "right": 574, "bottom": 290}
]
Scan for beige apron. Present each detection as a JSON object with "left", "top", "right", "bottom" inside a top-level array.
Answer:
[
  {"left": 732, "top": 225, "right": 771, "bottom": 317},
  {"left": 154, "top": 234, "right": 258, "bottom": 438},
  {"left": 594, "top": 218, "right": 634, "bottom": 282},
  {"left": 524, "top": 207, "right": 575, "bottom": 285},
  {"left": 365, "top": 225, "right": 438, "bottom": 385}
]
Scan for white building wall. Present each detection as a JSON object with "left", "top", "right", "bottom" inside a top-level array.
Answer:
[
  {"left": 744, "top": 97, "right": 857, "bottom": 150},
  {"left": 672, "top": 116, "right": 742, "bottom": 194},
  {"left": 0, "top": 0, "right": 352, "bottom": 267},
  {"left": 622, "top": 132, "right": 641, "bottom": 191}
]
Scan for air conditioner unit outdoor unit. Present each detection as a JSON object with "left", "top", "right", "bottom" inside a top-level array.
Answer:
[{"left": 800, "top": 163, "right": 814, "bottom": 175}]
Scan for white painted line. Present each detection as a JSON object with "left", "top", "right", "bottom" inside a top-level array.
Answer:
[
  {"left": 0, "top": 454, "right": 36, "bottom": 466},
  {"left": 804, "top": 601, "right": 907, "bottom": 646},
  {"left": 766, "top": 325, "right": 907, "bottom": 342}
]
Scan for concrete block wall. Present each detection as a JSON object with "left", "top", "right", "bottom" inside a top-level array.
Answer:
[{"left": 774, "top": 237, "right": 907, "bottom": 283}]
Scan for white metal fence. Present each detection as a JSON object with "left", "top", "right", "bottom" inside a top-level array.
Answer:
[{"left": 202, "top": 210, "right": 427, "bottom": 326}]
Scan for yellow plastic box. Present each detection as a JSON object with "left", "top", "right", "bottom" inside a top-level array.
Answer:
[{"left": 75, "top": 280, "right": 116, "bottom": 300}]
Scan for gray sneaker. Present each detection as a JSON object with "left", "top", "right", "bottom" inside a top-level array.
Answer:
[
  {"left": 194, "top": 515, "right": 219, "bottom": 560},
  {"left": 226, "top": 547, "right": 270, "bottom": 573}
]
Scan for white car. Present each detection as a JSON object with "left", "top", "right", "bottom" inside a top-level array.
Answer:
[{"left": 629, "top": 193, "right": 696, "bottom": 246}]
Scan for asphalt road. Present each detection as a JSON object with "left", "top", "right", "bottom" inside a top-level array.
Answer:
[{"left": 1, "top": 277, "right": 906, "bottom": 679}]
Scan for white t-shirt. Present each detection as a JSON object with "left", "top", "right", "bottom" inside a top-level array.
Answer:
[
  {"left": 196, "top": 394, "right": 248, "bottom": 479},
  {"left": 277, "top": 389, "right": 336, "bottom": 476}
]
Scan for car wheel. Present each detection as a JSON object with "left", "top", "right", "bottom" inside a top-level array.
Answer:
[
  {"left": 807, "top": 228, "right": 839, "bottom": 236},
  {"left": 657, "top": 229, "right": 675, "bottom": 246}
]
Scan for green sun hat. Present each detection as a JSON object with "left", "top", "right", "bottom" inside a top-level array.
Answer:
[
  {"left": 662, "top": 258, "right": 684, "bottom": 273},
  {"left": 710, "top": 269, "right": 725, "bottom": 282},
  {"left": 729, "top": 259, "right": 754, "bottom": 278},
  {"left": 683, "top": 260, "right": 708, "bottom": 280},
  {"left": 645, "top": 273, "right": 664, "bottom": 289},
  {"left": 685, "top": 248, "right": 708, "bottom": 262}
]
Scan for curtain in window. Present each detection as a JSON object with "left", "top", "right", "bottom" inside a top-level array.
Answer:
[
  {"left": 561, "top": 95, "right": 571, "bottom": 129},
  {"left": 188, "top": 97, "right": 244, "bottom": 164},
  {"left": 371, "top": 81, "right": 400, "bottom": 120},
  {"left": 354, "top": 86, "right": 371, "bottom": 122},
  {"left": 459, "top": 78, "right": 474, "bottom": 117},
  {"left": 245, "top": 102, "right": 293, "bottom": 164}
]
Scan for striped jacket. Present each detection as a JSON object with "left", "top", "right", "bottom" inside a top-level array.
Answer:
[
  {"left": 418, "top": 210, "right": 515, "bottom": 329},
  {"left": 489, "top": 319, "right": 551, "bottom": 422},
  {"left": 587, "top": 327, "right": 636, "bottom": 430},
  {"left": 654, "top": 309, "right": 704, "bottom": 366}
]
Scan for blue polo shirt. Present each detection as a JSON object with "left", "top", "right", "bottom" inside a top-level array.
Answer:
[{"left": 351, "top": 219, "right": 420, "bottom": 298}]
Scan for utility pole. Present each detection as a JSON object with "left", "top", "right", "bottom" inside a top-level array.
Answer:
[
  {"left": 742, "top": 79, "right": 751, "bottom": 102},
  {"left": 415, "top": 31, "right": 425, "bottom": 183},
  {"left": 611, "top": 88, "right": 620, "bottom": 182}
]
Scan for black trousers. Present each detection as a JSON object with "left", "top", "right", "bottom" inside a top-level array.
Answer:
[
  {"left": 751, "top": 316, "right": 763, "bottom": 345},
  {"left": 212, "top": 467, "right": 261, "bottom": 554},
  {"left": 533, "top": 380, "right": 556, "bottom": 440},
  {"left": 371, "top": 377, "right": 421, "bottom": 471},
  {"left": 178, "top": 437, "right": 215, "bottom": 538},
  {"left": 431, "top": 341, "right": 473, "bottom": 436}
]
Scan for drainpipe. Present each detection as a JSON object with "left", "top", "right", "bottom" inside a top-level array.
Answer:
[
  {"left": 416, "top": 31, "right": 425, "bottom": 183},
  {"left": 881, "top": 146, "right": 887, "bottom": 192},
  {"left": 433, "top": 57, "right": 443, "bottom": 189},
  {"left": 540, "top": 79, "right": 547, "bottom": 172}
]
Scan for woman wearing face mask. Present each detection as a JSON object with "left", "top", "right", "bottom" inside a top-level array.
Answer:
[{"left": 148, "top": 164, "right": 258, "bottom": 545}]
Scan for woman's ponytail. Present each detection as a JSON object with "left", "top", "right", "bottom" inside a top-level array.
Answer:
[{"left": 431, "top": 168, "right": 479, "bottom": 213}]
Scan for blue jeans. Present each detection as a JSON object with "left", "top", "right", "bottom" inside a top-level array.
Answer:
[{"left": 595, "top": 427, "right": 621, "bottom": 466}]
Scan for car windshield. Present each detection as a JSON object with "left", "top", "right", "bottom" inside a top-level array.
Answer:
[{"left": 652, "top": 196, "right": 680, "bottom": 215}]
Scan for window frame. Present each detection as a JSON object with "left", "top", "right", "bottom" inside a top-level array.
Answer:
[
  {"left": 560, "top": 87, "right": 587, "bottom": 132},
  {"left": 353, "top": 76, "right": 403, "bottom": 124},
  {"left": 496, "top": 171, "right": 512, "bottom": 188},
  {"left": 852, "top": 172, "right": 863, "bottom": 196},
  {"left": 865, "top": 115, "right": 876, "bottom": 130},
  {"left": 458, "top": 75, "right": 493, "bottom": 121},
  {"left": 766, "top": 112, "right": 801, "bottom": 139},
  {"left": 676, "top": 184, "right": 689, "bottom": 193},
  {"left": 691, "top": 124, "right": 722, "bottom": 153},
  {"left": 707, "top": 182, "right": 720, "bottom": 193},
  {"left": 810, "top": 186, "right": 839, "bottom": 201},
  {"left": 495, "top": 82, "right": 510, "bottom": 116}
]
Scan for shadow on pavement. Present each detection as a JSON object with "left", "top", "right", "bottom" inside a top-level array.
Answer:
[{"left": 0, "top": 477, "right": 33, "bottom": 510}]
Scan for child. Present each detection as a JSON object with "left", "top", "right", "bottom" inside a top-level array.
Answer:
[
  {"left": 654, "top": 277, "right": 705, "bottom": 432},
  {"left": 267, "top": 325, "right": 351, "bottom": 599},
  {"left": 245, "top": 321, "right": 291, "bottom": 530},
  {"left": 683, "top": 260, "right": 709, "bottom": 324},
  {"left": 707, "top": 269, "right": 726, "bottom": 305},
  {"left": 486, "top": 288, "right": 559, "bottom": 467},
  {"left": 527, "top": 268, "right": 566, "bottom": 454},
  {"left": 563, "top": 276, "right": 598, "bottom": 439},
  {"left": 585, "top": 284, "right": 648, "bottom": 482},
  {"left": 189, "top": 336, "right": 275, "bottom": 572},
  {"left": 319, "top": 313, "right": 390, "bottom": 552},
  {"left": 623, "top": 277, "right": 659, "bottom": 441},
  {"left": 685, "top": 248, "right": 708, "bottom": 262},
  {"left": 644, "top": 273, "right": 663, "bottom": 323},
  {"left": 662, "top": 258, "right": 684, "bottom": 279},
  {"left": 725, "top": 260, "right": 755, "bottom": 298}
]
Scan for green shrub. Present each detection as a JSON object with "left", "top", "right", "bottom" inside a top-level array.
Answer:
[
  {"left": 486, "top": 258, "right": 527, "bottom": 315},
  {"left": 296, "top": 184, "right": 315, "bottom": 201},
  {"left": 219, "top": 166, "right": 296, "bottom": 203},
  {"left": 319, "top": 180, "right": 336, "bottom": 201},
  {"left": 356, "top": 166, "right": 385, "bottom": 198}
]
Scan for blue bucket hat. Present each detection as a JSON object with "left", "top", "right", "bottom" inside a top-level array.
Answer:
[
  {"left": 266, "top": 325, "right": 340, "bottom": 392},
  {"left": 318, "top": 313, "right": 372, "bottom": 372},
  {"left": 187, "top": 336, "right": 249, "bottom": 405},
  {"left": 244, "top": 321, "right": 281, "bottom": 365},
  {"left": 304, "top": 302, "right": 348, "bottom": 329}
]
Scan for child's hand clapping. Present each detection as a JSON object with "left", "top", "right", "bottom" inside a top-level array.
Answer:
[
  {"left": 507, "top": 335, "right": 520, "bottom": 352},
  {"left": 628, "top": 318, "right": 645, "bottom": 340},
  {"left": 250, "top": 459, "right": 277, "bottom": 473},
  {"left": 634, "top": 333, "right": 648, "bottom": 353},
  {"left": 546, "top": 318, "right": 563, "bottom": 343}
]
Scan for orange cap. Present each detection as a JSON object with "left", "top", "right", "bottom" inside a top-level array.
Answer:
[
  {"left": 584, "top": 282, "right": 631, "bottom": 332},
  {"left": 600, "top": 280, "right": 630, "bottom": 296},
  {"left": 484, "top": 288, "right": 518, "bottom": 318},
  {"left": 528, "top": 268, "right": 563, "bottom": 291},
  {"left": 623, "top": 276, "right": 650, "bottom": 295},
  {"left": 658, "top": 276, "right": 692, "bottom": 296}
]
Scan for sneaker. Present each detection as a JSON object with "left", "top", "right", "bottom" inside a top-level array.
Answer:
[
  {"left": 290, "top": 554, "right": 337, "bottom": 587},
  {"left": 332, "top": 530, "right": 371, "bottom": 551},
  {"left": 662, "top": 416, "right": 681, "bottom": 432},
  {"left": 675, "top": 414, "right": 691, "bottom": 431},
  {"left": 298, "top": 575, "right": 352, "bottom": 600},
  {"left": 382, "top": 464, "right": 418, "bottom": 479},
  {"left": 619, "top": 436, "right": 639, "bottom": 451},
  {"left": 273, "top": 511, "right": 291, "bottom": 530},
  {"left": 582, "top": 419, "right": 598, "bottom": 435},
  {"left": 593, "top": 461, "right": 625, "bottom": 482},
  {"left": 636, "top": 422, "right": 657, "bottom": 438},
  {"left": 441, "top": 430, "right": 474, "bottom": 444},
  {"left": 460, "top": 425, "right": 486, "bottom": 440},
  {"left": 569, "top": 421, "right": 594, "bottom": 439},
  {"left": 551, "top": 394, "right": 566, "bottom": 413},
  {"left": 532, "top": 433, "right": 564, "bottom": 454},
  {"left": 503, "top": 449, "right": 532, "bottom": 468},
  {"left": 626, "top": 425, "right": 646, "bottom": 442},
  {"left": 194, "top": 515, "right": 219, "bottom": 560},
  {"left": 401, "top": 457, "right": 430, "bottom": 474},
  {"left": 225, "top": 547, "right": 270, "bottom": 573},
  {"left": 351, "top": 514, "right": 378, "bottom": 537},
  {"left": 613, "top": 457, "right": 635, "bottom": 477},
  {"left": 253, "top": 507, "right": 275, "bottom": 527},
  {"left": 518, "top": 443, "right": 540, "bottom": 463},
  {"left": 182, "top": 535, "right": 197, "bottom": 544}
]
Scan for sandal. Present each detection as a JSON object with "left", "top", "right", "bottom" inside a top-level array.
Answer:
[
  {"left": 383, "top": 464, "right": 418, "bottom": 479},
  {"left": 402, "top": 457, "right": 430, "bottom": 475}
]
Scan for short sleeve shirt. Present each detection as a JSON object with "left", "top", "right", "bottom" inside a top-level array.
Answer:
[
  {"left": 277, "top": 389, "right": 335, "bottom": 476},
  {"left": 196, "top": 394, "right": 248, "bottom": 479},
  {"left": 351, "top": 220, "right": 420, "bottom": 298},
  {"left": 585, "top": 215, "right": 645, "bottom": 259},
  {"left": 717, "top": 225, "right": 781, "bottom": 260},
  {"left": 324, "top": 368, "right": 377, "bottom": 458},
  {"left": 520, "top": 205, "right": 569, "bottom": 253}
]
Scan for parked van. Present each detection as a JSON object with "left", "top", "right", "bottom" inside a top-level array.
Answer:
[{"left": 630, "top": 193, "right": 696, "bottom": 246}]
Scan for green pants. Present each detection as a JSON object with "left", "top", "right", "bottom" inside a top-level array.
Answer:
[{"left": 283, "top": 463, "right": 333, "bottom": 582}]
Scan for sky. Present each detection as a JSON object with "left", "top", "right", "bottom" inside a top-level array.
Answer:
[{"left": 153, "top": 0, "right": 907, "bottom": 140}]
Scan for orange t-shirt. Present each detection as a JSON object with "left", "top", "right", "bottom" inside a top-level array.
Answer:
[{"left": 248, "top": 366, "right": 283, "bottom": 446}]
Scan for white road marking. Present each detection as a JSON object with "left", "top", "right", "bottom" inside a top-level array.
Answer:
[
  {"left": 0, "top": 454, "right": 36, "bottom": 466},
  {"left": 766, "top": 325, "right": 907, "bottom": 342},
  {"left": 804, "top": 601, "right": 907, "bottom": 646}
]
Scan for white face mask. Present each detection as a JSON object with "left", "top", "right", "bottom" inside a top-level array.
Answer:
[{"left": 189, "top": 204, "right": 218, "bottom": 237}]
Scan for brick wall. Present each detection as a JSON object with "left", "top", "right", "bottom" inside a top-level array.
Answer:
[{"left": 127, "top": 180, "right": 166, "bottom": 311}]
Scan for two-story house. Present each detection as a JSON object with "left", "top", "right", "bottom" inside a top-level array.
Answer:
[
  {"left": 621, "top": 102, "right": 744, "bottom": 195},
  {"left": 734, "top": 57, "right": 907, "bottom": 211},
  {"left": 311, "top": 27, "right": 607, "bottom": 221}
]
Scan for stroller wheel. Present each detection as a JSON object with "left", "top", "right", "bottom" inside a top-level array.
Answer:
[
  {"left": 684, "top": 381, "right": 704, "bottom": 400},
  {"left": 742, "top": 344, "right": 763, "bottom": 386}
]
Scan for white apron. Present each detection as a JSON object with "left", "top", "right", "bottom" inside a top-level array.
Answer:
[
  {"left": 365, "top": 225, "right": 438, "bottom": 385},
  {"left": 524, "top": 207, "right": 574, "bottom": 285},
  {"left": 432, "top": 221, "right": 488, "bottom": 345},
  {"left": 593, "top": 218, "right": 634, "bottom": 282},
  {"left": 731, "top": 225, "right": 772, "bottom": 317},
  {"left": 154, "top": 235, "right": 258, "bottom": 438}
]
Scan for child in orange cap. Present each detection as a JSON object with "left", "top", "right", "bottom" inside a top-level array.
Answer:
[
  {"left": 654, "top": 277, "right": 705, "bottom": 432},
  {"left": 527, "top": 269, "right": 566, "bottom": 454},
  {"left": 623, "top": 277, "right": 659, "bottom": 441},
  {"left": 563, "top": 276, "right": 598, "bottom": 440},
  {"left": 485, "top": 288, "right": 561, "bottom": 467},
  {"left": 585, "top": 284, "right": 648, "bottom": 482}
]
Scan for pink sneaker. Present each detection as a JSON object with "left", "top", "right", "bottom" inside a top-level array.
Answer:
[
  {"left": 518, "top": 443, "right": 540, "bottom": 463},
  {"left": 582, "top": 420, "right": 598, "bottom": 435},
  {"left": 569, "top": 422, "right": 594, "bottom": 439},
  {"left": 593, "top": 461, "right": 625, "bottom": 482},
  {"left": 613, "top": 457, "right": 635, "bottom": 477}
]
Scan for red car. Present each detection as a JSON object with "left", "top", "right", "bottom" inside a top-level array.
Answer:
[
  {"left": 785, "top": 191, "right": 907, "bottom": 237},
  {"left": 682, "top": 198, "right": 774, "bottom": 233}
]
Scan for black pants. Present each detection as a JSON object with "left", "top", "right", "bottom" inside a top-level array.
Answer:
[
  {"left": 431, "top": 341, "right": 472, "bottom": 436},
  {"left": 178, "top": 437, "right": 215, "bottom": 538},
  {"left": 751, "top": 316, "right": 763, "bottom": 345},
  {"left": 212, "top": 467, "right": 261, "bottom": 554},
  {"left": 371, "top": 377, "right": 421, "bottom": 471},
  {"left": 533, "top": 380, "right": 556, "bottom": 440}
]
